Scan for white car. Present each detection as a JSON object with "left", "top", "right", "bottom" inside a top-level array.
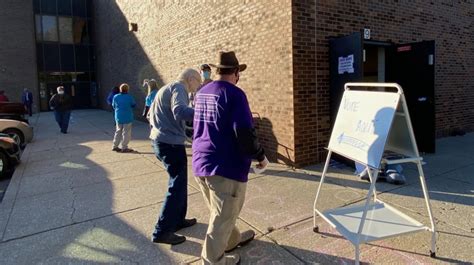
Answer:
[{"left": 0, "top": 119, "right": 33, "bottom": 147}]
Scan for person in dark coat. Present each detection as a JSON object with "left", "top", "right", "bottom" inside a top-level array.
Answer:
[
  {"left": 49, "top": 86, "right": 73, "bottom": 134},
  {"left": 22, "top": 88, "right": 34, "bottom": 116}
]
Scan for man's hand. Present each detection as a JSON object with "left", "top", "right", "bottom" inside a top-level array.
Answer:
[{"left": 254, "top": 156, "right": 269, "bottom": 174}]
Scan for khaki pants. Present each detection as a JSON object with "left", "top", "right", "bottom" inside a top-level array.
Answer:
[
  {"left": 196, "top": 176, "right": 247, "bottom": 265},
  {"left": 113, "top": 123, "right": 132, "bottom": 149}
]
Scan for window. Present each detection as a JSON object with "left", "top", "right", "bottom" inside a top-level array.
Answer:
[
  {"left": 33, "top": 0, "right": 41, "bottom": 13},
  {"left": 75, "top": 45, "right": 89, "bottom": 71},
  {"left": 36, "top": 44, "right": 44, "bottom": 71},
  {"left": 72, "top": 0, "right": 87, "bottom": 17},
  {"left": 73, "top": 17, "right": 88, "bottom": 44},
  {"left": 43, "top": 44, "right": 60, "bottom": 71},
  {"left": 60, "top": 44, "right": 75, "bottom": 71},
  {"left": 41, "top": 0, "right": 57, "bottom": 15},
  {"left": 42, "top": 16, "right": 58, "bottom": 42},
  {"left": 89, "top": 45, "right": 95, "bottom": 71},
  {"left": 35, "top": 15, "right": 42, "bottom": 41},
  {"left": 58, "top": 0, "right": 72, "bottom": 15},
  {"left": 58, "top": 17, "right": 73, "bottom": 43}
]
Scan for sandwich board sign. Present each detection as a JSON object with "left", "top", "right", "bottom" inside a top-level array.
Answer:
[
  {"left": 313, "top": 83, "right": 437, "bottom": 265},
  {"left": 328, "top": 89, "right": 399, "bottom": 169}
]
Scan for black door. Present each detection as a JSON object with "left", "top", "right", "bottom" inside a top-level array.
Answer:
[
  {"left": 386, "top": 41, "right": 435, "bottom": 153},
  {"left": 329, "top": 32, "right": 364, "bottom": 123}
]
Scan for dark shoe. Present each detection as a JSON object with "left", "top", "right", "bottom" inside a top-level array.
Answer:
[
  {"left": 225, "top": 230, "right": 255, "bottom": 253},
  {"left": 176, "top": 218, "right": 197, "bottom": 231},
  {"left": 152, "top": 233, "right": 186, "bottom": 245},
  {"left": 112, "top": 147, "right": 121, "bottom": 152},
  {"left": 121, "top": 148, "right": 135, "bottom": 153}
]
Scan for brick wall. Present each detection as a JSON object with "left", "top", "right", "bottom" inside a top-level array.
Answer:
[
  {"left": 94, "top": 1, "right": 474, "bottom": 167},
  {"left": 94, "top": 0, "right": 295, "bottom": 163},
  {"left": 292, "top": 0, "right": 321, "bottom": 166},
  {"left": 293, "top": 1, "right": 474, "bottom": 166},
  {"left": 0, "top": 0, "right": 39, "bottom": 111}
]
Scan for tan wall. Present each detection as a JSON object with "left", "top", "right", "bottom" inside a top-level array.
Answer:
[
  {"left": 94, "top": 0, "right": 295, "bottom": 163},
  {"left": 0, "top": 0, "right": 39, "bottom": 111}
]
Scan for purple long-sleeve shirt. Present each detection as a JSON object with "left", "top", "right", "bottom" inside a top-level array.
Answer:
[{"left": 192, "top": 81, "right": 254, "bottom": 182}]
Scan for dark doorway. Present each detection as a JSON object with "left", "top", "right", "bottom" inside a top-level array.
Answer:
[
  {"left": 328, "top": 33, "right": 435, "bottom": 153},
  {"left": 329, "top": 32, "right": 363, "bottom": 123},
  {"left": 386, "top": 41, "right": 436, "bottom": 153}
]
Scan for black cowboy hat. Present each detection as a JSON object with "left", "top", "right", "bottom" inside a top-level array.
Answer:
[{"left": 209, "top": 51, "right": 247, "bottom": 72}]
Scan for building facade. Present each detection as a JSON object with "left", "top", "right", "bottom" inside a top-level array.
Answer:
[
  {"left": 0, "top": 0, "right": 38, "bottom": 111},
  {"left": 1, "top": 1, "right": 473, "bottom": 166}
]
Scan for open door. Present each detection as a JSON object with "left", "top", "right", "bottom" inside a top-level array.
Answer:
[
  {"left": 329, "top": 32, "right": 363, "bottom": 123},
  {"left": 386, "top": 41, "right": 435, "bottom": 153}
]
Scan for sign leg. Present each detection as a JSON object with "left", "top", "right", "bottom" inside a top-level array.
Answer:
[
  {"left": 417, "top": 161, "right": 437, "bottom": 257},
  {"left": 313, "top": 151, "right": 332, "bottom": 233},
  {"left": 355, "top": 245, "right": 360, "bottom": 265}
]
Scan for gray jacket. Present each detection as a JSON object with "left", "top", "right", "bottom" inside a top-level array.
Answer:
[{"left": 149, "top": 81, "right": 194, "bottom": 145}]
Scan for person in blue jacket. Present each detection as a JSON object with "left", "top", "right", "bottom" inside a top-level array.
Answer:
[
  {"left": 112, "top": 83, "right": 136, "bottom": 152},
  {"left": 142, "top": 79, "right": 158, "bottom": 118}
]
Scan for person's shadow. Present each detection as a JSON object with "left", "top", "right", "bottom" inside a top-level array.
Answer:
[
  {"left": 0, "top": 111, "right": 182, "bottom": 264},
  {"left": 253, "top": 115, "right": 295, "bottom": 167}
]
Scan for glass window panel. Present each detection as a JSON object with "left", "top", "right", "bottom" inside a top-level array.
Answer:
[
  {"left": 46, "top": 73, "right": 62, "bottom": 83},
  {"left": 42, "top": 16, "right": 58, "bottom": 42},
  {"left": 73, "top": 17, "right": 88, "bottom": 44},
  {"left": 90, "top": 72, "right": 96, "bottom": 82},
  {"left": 36, "top": 44, "right": 44, "bottom": 71},
  {"left": 41, "top": 0, "right": 57, "bottom": 15},
  {"left": 87, "top": 19, "right": 94, "bottom": 44},
  {"left": 76, "top": 72, "right": 90, "bottom": 82},
  {"left": 60, "top": 44, "right": 75, "bottom": 71},
  {"left": 58, "top": 0, "right": 72, "bottom": 15},
  {"left": 85, "top": 0, "right": 92, "bottom": 17},
  {"left": 58, "top": 17, "right": 73, "bottom": 43},
  {"left": 33, "top": 0, "right": 41, "bottom": 13},
  {"left": 75, "top": 45, "right": 89, "bottom": 71},
  {"left": 89, "top": 46, "right": 95, "bottom": 71},
  {"left": 72, "top": 0, "right": 87, "bottom": 17},
  {"left": 35, "top": 15, "right": 42, "bottom": 41},
  {"left": 43, "top": 44, "right": 60, "bottom": 71}
]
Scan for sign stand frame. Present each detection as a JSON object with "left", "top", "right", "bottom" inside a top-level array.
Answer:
[{"left": 313, "top": 83, "right": 436, "bottom": 264}]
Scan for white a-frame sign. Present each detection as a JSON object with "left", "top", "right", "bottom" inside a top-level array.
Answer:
[{"left": 313, "top": 83, "right": 436, "bottom": 265}]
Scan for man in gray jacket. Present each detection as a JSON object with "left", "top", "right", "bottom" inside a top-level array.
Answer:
[{"left": 149, "top": 68, "right": 202, "bottom": 245}]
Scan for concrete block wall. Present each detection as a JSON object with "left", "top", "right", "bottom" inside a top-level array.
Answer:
[{"left": 0, "top": 0, "right": 39, "bottom": 111}]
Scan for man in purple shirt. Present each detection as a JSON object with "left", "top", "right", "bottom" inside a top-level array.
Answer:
[{"left": 193, "top": 51, "right": 268, "bottom": 265}]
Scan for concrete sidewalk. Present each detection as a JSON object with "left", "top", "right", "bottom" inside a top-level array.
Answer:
[{"left": 0, "top": 110, "right": 472, "bottom": 264}]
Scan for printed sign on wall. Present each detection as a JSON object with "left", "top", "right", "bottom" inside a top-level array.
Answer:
[{"left": 338, "top": 54, "right": 354, "bottom": 74}]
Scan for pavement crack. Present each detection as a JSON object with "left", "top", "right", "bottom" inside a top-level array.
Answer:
[{"left": 70, "top": 186, "right": 77, "bottom": 223}]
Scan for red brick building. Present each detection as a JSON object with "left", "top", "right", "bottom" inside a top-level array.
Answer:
[{"left": 1, "top": 1, "right": 473, "bottom": 167}]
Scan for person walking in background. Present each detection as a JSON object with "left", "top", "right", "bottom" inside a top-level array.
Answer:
[
  {"left": 142, "top": 79, "right": 158, "bottom": 118},
  {"left": 112, "top": 83, "right": 136, "bottom": 153},
  {"left": 107, "top": 86, "right": 120, "bottom": 107},
  {"left": 148, "top": 68, "right": 201, "bottom": 245},
  {"left": 22, "top": 88, "right": 33, "bottom": 116},
  {"left": 49, "top": 86, "right": 73, "bottom": 134},
  {"left": 0, "top": 90, "right": 9, "bottom": 102},
  {"left": 200, "top": 64, "right": 213, "bottom": 87},
  {"left": 107, "top": 86, "right": 120, "bottom": 123},
  {"left": 193, "top": 51, "right": 268, "bottom": 265}
]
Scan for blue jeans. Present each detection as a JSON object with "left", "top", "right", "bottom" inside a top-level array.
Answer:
[
  {"left": 54, "top": 110, "right": 71, "bottom": 133},
  {"left": 152, "top": 140, "right": 188, "bottom": 237}
]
